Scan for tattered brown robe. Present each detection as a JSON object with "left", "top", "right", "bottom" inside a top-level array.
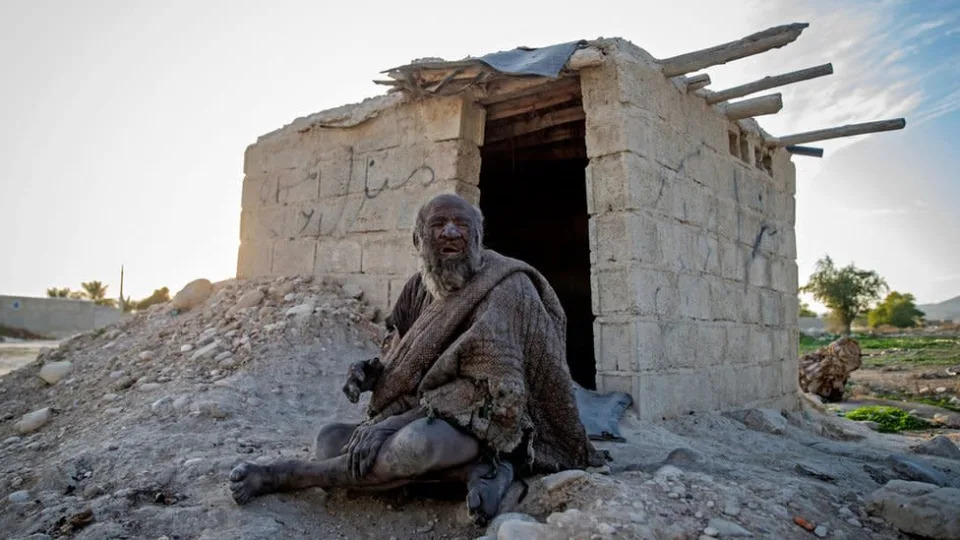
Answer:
[{"left": 367, "top": 250, "right": 603, "bottom": 472}]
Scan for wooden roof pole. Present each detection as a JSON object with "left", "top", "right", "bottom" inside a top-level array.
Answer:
[
  {"left": 658, "top": 23, "right": 808, "bottom": 77},
  {"left": 705, "top": 63, "right": 834, "bottom": 104},
  {"left": 770, "top": 118, "right": 906, "bottom": 147}
]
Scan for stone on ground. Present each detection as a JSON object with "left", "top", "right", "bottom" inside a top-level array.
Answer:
[
  {"left": 15, "top": 407, "right": 51, "bottom": 434},
  {"left": 38, "top": 361, "right": 72, "bottom": 384},
  {"left": 171, "top": 279, "right": 213, "bottom": 310},
  {"left": 911, "top": 435, "right": 960, "bottom": 460},
  {"left": 866, "top": 480, "right": 960, "bottom": 539}
]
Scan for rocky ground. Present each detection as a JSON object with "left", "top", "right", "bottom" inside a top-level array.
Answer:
[{"left": 2, "top": 277, "right": 959, "bottom": 539}]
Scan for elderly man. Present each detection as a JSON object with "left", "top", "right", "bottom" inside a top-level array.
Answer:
[{"left": 229, "top": 193, "right": 602, "bottom": 523}]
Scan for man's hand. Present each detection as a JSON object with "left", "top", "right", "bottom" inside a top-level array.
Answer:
[
  {"left": 342, "top": 358, "right": 384, "bottom": 403},
  {"left": 342, "top": 422, "right": 398, "bottom": 479}
]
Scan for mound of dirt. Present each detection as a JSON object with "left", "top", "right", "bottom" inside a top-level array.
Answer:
[{"left": 2, "top": 275, "right": 959, "bottom": 539}]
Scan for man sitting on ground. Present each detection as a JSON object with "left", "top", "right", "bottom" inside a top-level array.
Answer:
[{"left": 228, "top": 193, "right": 603, "bottom": 523}]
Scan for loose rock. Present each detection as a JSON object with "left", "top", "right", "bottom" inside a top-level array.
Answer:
[
  {"left": 497, "top": 520, "right": 551, "bottom": 540},
  {"left": 171, "top": 279, "right": 213, "bottom": 310},
  {"left": 886, "top": 454, "right": 952, "bottom": 487},
  {"left": 285, "top": 302, "right": 315, "bottom": 317},
  {"left": 341, "top": 283, "right": 364, "bottom": 299},
  {"left": 486, "top": 513, "right": 539, "bottom": 537},
  {"left": 151, "top": 396, "right": 173, "bottom": 412},
  {"left": 38, "top": 361, "right": 72, "bottom": 384},
  {"left": 228, "top": 290, "right": 265, "bottom": 315},
  {"left": 191, "top": 341, "right": 221, "bottom": 361},
  {"left": 911, "top": 435, "right": 960, "bottom": 460},
  {"left": 16, "top": 407, "right": 52, "bottom": 434},
  {"left": 195, "top": 401, "right": 229, "bottom": 419},
  {"left": 137, "top": 350, "right": 155, "bottom": 361},
  {"left": 541, "top": 469, "right": 587, "bottom": 492},
  {"left": 814, "top": 525, "right": 827, "bottom": 537},
  {"left": 866, "top": 480, "right": 960, "bottom": 539},
  {"left": 8, "top": 490, "right": 30, "bottom": 503},
  {"left": 707, "top": 518, "right": 753, "bottom": 537}
]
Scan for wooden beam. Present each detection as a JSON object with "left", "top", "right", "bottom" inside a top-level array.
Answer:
[
  {"left": 717, "top": 93, "right": 783, "bottom": 120},
  {"left": 485, "top": 105, "right": 586, "bottom": 143},
  {"left": 480, "top": 76, "right": 579, "bottom": 105},
  {"left": 682, "top": 73, "right": 711, "bottom": 92},
  {"left": 659, "top": 23, "right": 809, "bottom": 77},
  {"left": 771, "top": 118, "right": 906, "bottom": 147},
  {"left": 706, "top": 63, "right": 834, "bottom": 104},
  {"left": 485, "top": 79, "right": 582, "bottom": 121},
  {"left": 786, "top": 145, "right": 824, "bottom": 157},
  {"left": 483, "top": 123, "right": 585, "bottom": 152}
]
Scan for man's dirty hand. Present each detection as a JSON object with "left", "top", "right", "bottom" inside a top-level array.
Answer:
[{"left": 343, "top": 423, "right": 397, "bottom": 479}]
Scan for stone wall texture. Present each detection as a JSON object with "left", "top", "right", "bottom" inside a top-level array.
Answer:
[
  {"left": 581, "top": 43, "right": 799, "bottom": 417},
  {"left": 237, "top": 95, "right": 485, "bottom": 315},
  {"left": 237, "top": 41, "right": 800, "bottom": 419}
]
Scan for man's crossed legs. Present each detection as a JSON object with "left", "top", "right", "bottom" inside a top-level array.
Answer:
[{"left": 228, "top": 417, "right": 515, "bottom": 524}]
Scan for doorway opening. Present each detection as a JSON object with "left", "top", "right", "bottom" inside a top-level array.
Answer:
[{"left": 477, "top": 78, "right": 595, "bottom": 388}]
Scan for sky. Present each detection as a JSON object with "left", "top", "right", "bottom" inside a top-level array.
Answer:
[{"left": 0, "top": 0, "right": 957, "bottom": 310}]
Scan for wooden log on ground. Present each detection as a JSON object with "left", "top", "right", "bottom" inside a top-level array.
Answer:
[
  {"left": 717, "top": 93, "right": 783, "bottom": 120},
  {"left": 706, "top": 63, "right": 834, "bottom": 104},
  {"left": 772, "top": 118, "right": 906, "bottom": 147},
  {"left": 659, "top": 23, "right": 809, "bottom": 77},
  {"left": 786, "top": 145, "right": 824, "bottom": 158},
  {"left": 682, "top": 73, "right": 711, "bottom": 92}
]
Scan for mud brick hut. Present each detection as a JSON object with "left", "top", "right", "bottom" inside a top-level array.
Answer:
[{"left": 237, "top": 24, "right": 905, "bottom": 419}]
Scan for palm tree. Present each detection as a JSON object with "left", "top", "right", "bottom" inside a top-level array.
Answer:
[
  {"left": 46, "top": 287, "right": 72, "bottom": 298},
  {"left": 80, "top": 280, "right": 117, "bottom": 308}
]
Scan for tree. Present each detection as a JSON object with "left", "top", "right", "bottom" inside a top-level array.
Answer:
[
  {"left": 133, "top": 287, "right": 170, "bottom": 311},
  {"left": 798, "top": 301, "right": 818, "bottom": 318},
  {"left": 868, "top": 291, "right": 925, "bottom": 328},
  {"left": 46, "top": 287, "right": 72, "bottom": 298},
  {"left": 80, "top": 280, "right": 117, "bottom": 308},
  {"left": 801, "top": 256, "right": 888, "bottom": 335}
]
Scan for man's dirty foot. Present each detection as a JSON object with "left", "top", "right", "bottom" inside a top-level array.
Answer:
[
  {"left": 229, "top": 462, "right": 276, "bottom": 505},
  {"left": 466, "top": 460, "right": 515, "bottom": 526}
]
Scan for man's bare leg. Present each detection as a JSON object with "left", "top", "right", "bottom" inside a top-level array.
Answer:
[
  {"left": 229, "top": 418, "right": 479, "bottom": 503},
  {"left": 313, "top": 422, "right": 359, "bottom": 460}
]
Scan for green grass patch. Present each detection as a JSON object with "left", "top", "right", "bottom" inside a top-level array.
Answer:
[
  {"left": 799, "top": 334, "right": 960, "bottom": 366},
  {"left": 857, "top": 336, "right": 959, "bottom": 351},
  {"left": 844, "top": 405, "right": 931, "bottom": 433}
]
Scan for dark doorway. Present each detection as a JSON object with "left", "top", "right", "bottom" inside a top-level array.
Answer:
[{"left": 478, "top": 80, "right": 595, "bottom": 388}]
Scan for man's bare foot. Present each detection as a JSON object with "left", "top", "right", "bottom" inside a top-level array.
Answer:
[
  {"left": 466, "top": 460, "right": 514, "bottom": 525},
  {"left": 229, "top": 462, "right": 276, "bottom": 504}
]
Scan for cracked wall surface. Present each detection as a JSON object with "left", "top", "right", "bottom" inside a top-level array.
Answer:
[
  {"left": 580, "top": 42, "right": 799, "bottom": 418},
  {"left": 237, "top": 95, "right": 485, "bottom": 314}
]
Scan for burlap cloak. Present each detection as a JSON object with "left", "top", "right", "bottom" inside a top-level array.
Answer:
[{"left": 366, "top": 250, "right": 603, "bottom": 472}]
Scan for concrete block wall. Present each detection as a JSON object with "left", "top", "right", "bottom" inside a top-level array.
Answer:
[
  {"left": 0, "top": 295, "right": 123, "bottom": 339},
  {"left": 237, "top": 95, "right": 485, "bottom": 313},
  {"left": 581, "top": 41, "right": 800, "bottom": 418}
]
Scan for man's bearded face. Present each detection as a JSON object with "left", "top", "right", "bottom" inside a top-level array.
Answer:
[{"left": 414, "top": 195, "right": 483, "bottom": 299}]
